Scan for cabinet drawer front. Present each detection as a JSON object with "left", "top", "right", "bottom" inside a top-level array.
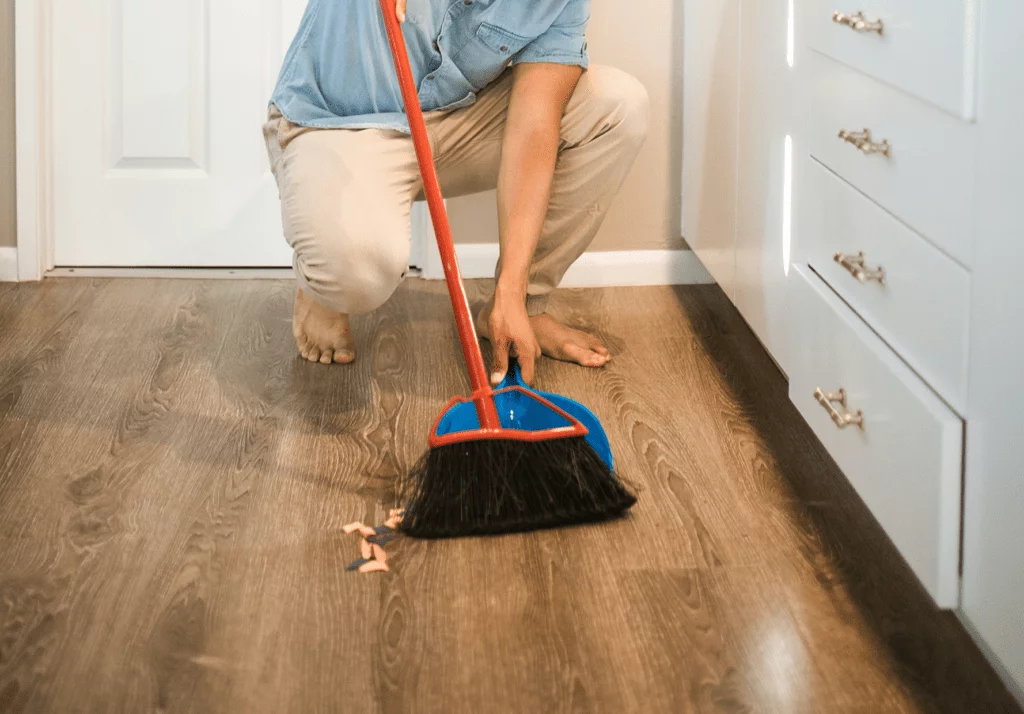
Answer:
[
  {"left": 788, "top": 266, "right": 962, "bottom": 607},
  {"left": 809, "top": 56, "right": 976, "bottom": 266},
  {"left": 808, "top": 0, "right": 977, "bottom": 118},
  {"left": 803, "top": 159, "right": 970, "bottom": 412}
]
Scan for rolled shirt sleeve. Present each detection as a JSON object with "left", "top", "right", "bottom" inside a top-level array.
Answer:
[{"left": 511, "top": 0, "right": 590, "bottom": 69}]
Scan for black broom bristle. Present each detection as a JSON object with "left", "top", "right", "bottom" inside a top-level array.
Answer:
[{"left": 398, "top": 437, "right": 637, "bottom": 538}]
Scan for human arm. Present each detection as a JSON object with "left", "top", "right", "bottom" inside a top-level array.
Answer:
[{"left": 488, "top": 62, "right": 583, "bottom": 385}]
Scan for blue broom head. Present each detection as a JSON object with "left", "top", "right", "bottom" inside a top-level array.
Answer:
[
  {"left": 432, "top": 362, "right": 614, "bottom": 470},
  {"left": 403, "top": 361, "right": 634, "bottom": 538}
]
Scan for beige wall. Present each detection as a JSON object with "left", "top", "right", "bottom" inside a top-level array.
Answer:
[
  {"left": 1, "top": 0, "right": 15, "bottom": 249},
  {"left": 449, "top": 1, "right": 685, "bottom": 251}
]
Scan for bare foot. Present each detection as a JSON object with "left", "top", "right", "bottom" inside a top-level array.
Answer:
[
  {"left": 292, "top": 288, "right": 356, "bottom": 364},
  {"left": 477, "top": 308, "right": 611, "bottom": 368},
  {"left": 529, "top": 313, "right": 611, "bottom": 368}
]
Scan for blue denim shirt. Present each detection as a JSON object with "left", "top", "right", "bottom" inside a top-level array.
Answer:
[{"left": 271, "top": 0, "right": 590, "bottom": 132}]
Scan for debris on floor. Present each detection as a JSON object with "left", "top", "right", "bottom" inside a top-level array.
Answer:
[{"left": 343, "top": 510, "right": 403, "bottom": 574}]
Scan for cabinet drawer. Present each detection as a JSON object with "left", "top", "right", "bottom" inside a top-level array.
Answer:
[
  {"left": 803, "top": 159, "right": 970, "bottom": 413},
  {"left": 809, "top": 56, "right": 976, "bottom": 267},
  {"left": 788, "top": 265, "right": 962, "bottom": 607},
  {"left": 808, "top": 0, "right": 977, "bottom": 118}
]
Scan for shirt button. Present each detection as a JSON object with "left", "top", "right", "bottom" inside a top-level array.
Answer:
[
  {"left": 426, "top": 74, "right": 435, "bottom": 80},
  {"left": 463, "top": 0, "right": 472, "bottom": 5},
  {"left": 499, "top": 45, "right": 508, "bottom": 52},
  {"left": 433, "top": 40, "right": 439, "bottom": 51}
]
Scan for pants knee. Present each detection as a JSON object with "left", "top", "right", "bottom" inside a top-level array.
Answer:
[
  {"left": 294, "top": 228, "right": 408, "bottom": 315},
  {"left": 276, "top": 130, "right": 413, "bottom": 315},
  {"left": 586, "top": 66, "right": 650, "bottom": 148}
]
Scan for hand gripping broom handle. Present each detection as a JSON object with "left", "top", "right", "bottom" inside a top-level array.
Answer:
[{"left": 378, "top": 0, "right": 501, "bottom": 430}]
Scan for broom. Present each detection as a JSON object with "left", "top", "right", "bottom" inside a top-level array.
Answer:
[{"left": 378, "top": 0, "right": 637, "bottom": 538}]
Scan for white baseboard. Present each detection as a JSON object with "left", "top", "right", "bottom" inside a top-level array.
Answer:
[
  {"left": 0, "top": 248, "right": 18, "bottom": 282},
  {"left": 45, "top": 267, "right": 295, "bottom": 279},
  {"left": 34, "top": 248, "right": 714, "bottom": 288},
  {"left": 422, "top": 243, "right": 713, "bottom": 287},
  {"left": 561, "top": 249, "right": 714, "bottom": 287}
]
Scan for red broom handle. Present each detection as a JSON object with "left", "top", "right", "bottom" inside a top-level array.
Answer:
[{"left": 378, "top": 0, "right": 501, "bottom": 430}]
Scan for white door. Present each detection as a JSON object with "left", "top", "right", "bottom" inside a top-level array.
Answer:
[{"left": 51, "top": 0, "right": 307, "bottom": 267}]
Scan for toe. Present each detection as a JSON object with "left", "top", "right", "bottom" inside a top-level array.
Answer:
[
  {"left": 334, "top": 350, "right": 356, "bottom": 364},
  {"left": 578, "top": 331, "right": 611, "bottom": 361},
  {"left": 561, "top": 342, "right": 607, "bottom": 368},
  {"left": 580, "top": 348, "right": 608, "bottom": 367},
  {"left": 306, "top": 346, "right": 322, "bottom": 363},
  {"left": 587, "top": 338, "right": 610, "bottom": 357},
  {"left": 320, "top": 349, "right": 334, "bottom": 364}
]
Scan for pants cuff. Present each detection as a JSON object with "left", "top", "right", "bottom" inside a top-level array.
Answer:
[
  {"left": 476, "top": 292, "right": 549, "bottom": 322},
  {"left": 526, "top": 294, "right": 549, "bottom": 317}
]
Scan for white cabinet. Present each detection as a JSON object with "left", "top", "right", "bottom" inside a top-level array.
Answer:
[
  {"left": 682, "top": 0, "right": 793, "bottom": 370},
  {"left": 734, "top": 0, "right": 796, "bottom": 370},
  {"left": 960, "top": 0, "right": 1024, "bottom": 703},
  {"left": 792, "top": 0, "right": 1024, "bottom": 701},
  {"left": 807, "top": 0, "right": 978, "bottom": 118},
  {"left": 684, "top": 0, "right": 1024, "bottom": 702},
  {"left": 789, "top": 265, "right": 963, "bottom": 607},
  {"left": 807, "top": 57, "right": 977, "bottom": 266},
  {"left": 792, "top": 1, "right": 976, "bottom": 607},
  {"left": 802, "top": 160, "right": 971, "bottom": 413},
  {"left": 681, "top": 0, "right": 740, "bottom": 299}
]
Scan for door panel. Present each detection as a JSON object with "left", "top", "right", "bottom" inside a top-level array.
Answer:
[
  {"left": 115, "top": 0, "right": 207, "bottom": 168},
  {"left": 53, "top": 0, "right": 306, "bottom": 266}
]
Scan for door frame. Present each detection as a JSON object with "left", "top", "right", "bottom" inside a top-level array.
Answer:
[{"left": 14, "top": 0, "right": 54, "bottom": 281}]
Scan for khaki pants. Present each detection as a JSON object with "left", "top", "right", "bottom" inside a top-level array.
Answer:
[{"left": 263, "top": 65, "right": 648, "bottom": 316}]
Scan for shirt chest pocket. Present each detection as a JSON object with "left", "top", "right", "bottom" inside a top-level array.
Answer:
[{"left": 452, "top": 22, "right": 533, "bottom": 89}]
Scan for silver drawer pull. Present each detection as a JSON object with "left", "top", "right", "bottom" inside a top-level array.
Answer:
[
  {"left": 814, "top": 387, "right": 865, "bottom": 429},
  {"left": 838, "top": 128, "right": 891, "bottom": 157},
  {"left": 832, "top": 10, "right": 884, "bottom": 35},
  {"left": 834, "top": 251, "right": 886, "bottom": 285}
]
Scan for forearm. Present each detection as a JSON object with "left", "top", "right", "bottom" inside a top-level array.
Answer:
[
  {"left": 496, "top": 118, "right": 559, "bottom": 299},
  {"left": 496, "top": 64, "right": 581, "bottom": 302}
]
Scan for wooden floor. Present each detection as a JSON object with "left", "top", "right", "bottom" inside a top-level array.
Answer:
[{"left": 0, "top": 277, "right": 1018, "bottom": 714}]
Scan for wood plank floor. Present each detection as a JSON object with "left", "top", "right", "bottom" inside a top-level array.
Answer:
[{"left": 0, "top": 277, "right": 1018, "bottom": 714}]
